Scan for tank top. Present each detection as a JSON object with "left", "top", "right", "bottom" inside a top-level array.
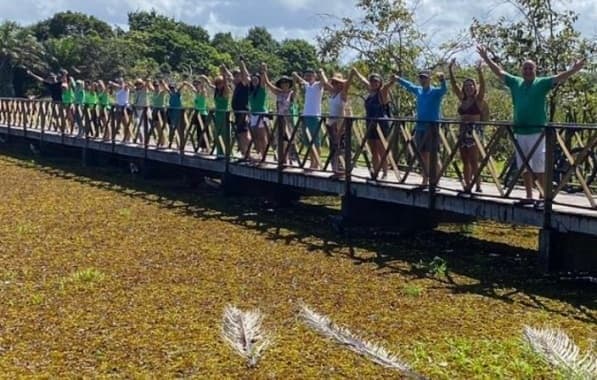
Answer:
[
  {"left": 85, "top": 91, "right": 98, "bottom": 105},
  {"left": 194, "top": 94, "right": 208, "bottom": 115},
  {"left": 74, "top": 88, "right": 86, "bottom": 105},
  {"left": 365, "top": 91, "right": 387, "bottom": 119},
  {"left": 169, "top": 92, "right": 182, "bottom": 108},
  {"left": 214, "top": 93, "right": 229, "bottom": 112},
  {"left": 249, "top": 86, "right": 267, "bottom": 113},
  {"left": 458, "top": 99, "right": 481, "bottom": 116},
  {"left": 329, "top": 92, "right": 346, "bottom": 119},
  {"left": 152, "top": 91, "right": 167, "bottom": 108},
  {"left": 98, "top": 92, "right": 110, "bottom": 108},
  {"left": 232, "top": 83, "right": 249, "bottom": 111},
  {"left": 276, "top": 91, "right": 293, "bottom": 115}
]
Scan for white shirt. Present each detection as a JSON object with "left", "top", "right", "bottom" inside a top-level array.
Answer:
[
  {"left": 116, "top": 88, "right": 130, "bottom": 106},
  {"left": 303, "top": 81, "right": 323, "bottom": 116}
]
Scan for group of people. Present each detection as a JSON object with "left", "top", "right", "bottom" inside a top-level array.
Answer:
[{"left": 26, "top": 45, "right": 586, "bottom": 205}]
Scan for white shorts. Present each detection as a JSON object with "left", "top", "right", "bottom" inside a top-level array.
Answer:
[
  {"left": 515, "top": 133, "right": 545, "bottom": 173},
  {"left": 250, "top": 114, "right": 267, "bottom": 128}
]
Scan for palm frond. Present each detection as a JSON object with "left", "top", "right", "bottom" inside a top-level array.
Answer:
[
  {"left": 221, "top": 305, "right": 271, "bottom": 367},
  {"left": 299, "top": 304, "right": 425, "bottom": 379},
  {"left": 523, "top": 325, "right": 597, "bottom": 379}
]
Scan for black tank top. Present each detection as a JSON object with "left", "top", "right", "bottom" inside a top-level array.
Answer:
[{"left": 232, "top": 83, "right": 249, "bottom": 111}]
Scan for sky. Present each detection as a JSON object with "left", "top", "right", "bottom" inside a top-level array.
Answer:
[{"left": 2, "top": 0, "right": 595, "bottom": 60}]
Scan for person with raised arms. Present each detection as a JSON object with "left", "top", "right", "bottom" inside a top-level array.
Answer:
[
  {"left": 199, "top": 66, "right": 231, "bottom": 156},
  {"left": 26, "top": 70, "right": 63, "bottom": 103},
  {"left": 222, "top": 60, "right": 251, "bottom": 159},
  {"left": 352, "top": 68, "right": 397, "bottom": 179},
  {"left": 396, "top": 68, "right": 447, "bottom": 186},
  {"left": 147, "top": 79, "right": 168, "bottom": 147},
  {"left": 319, "top": 68, "right": 354, "bottom": 176},
  {"left": 109, "top": 78, "right": 131, "bottom": 142},
  {"left": 477, "top": 45, "right": 586, "bottom": 206},
  {"left": 292, "top": 68, "right": 324, "bottom": 170},
  {"left": 448, "top": 59, "right": 488, "bottom": 193},
  {"left": 249, "top": 68, "right": 269, "bottom": 161},
  {"left": 187, "top": 78, "right": 211, "bottom": 153},
  {"left": 97, "top": 80, "right": 112, "bottom": 140},
  {"left": 261, "top": 64, "right": 296, "bottom": 165}
]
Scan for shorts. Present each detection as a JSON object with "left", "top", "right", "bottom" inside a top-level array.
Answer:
[
  {"left": 460, "top": 123, "right": 483, "bottom": 148},
  {"left": 515, "top": 133, "right": 545, "bottom": 173},
  {"left": 302, "top": 116, "right": 321, "bottom": 147},
  {"left": 234, "top": 112, "right": 249, "bottom": 134},
  {"left": 414, "top": 125, "right": 439, "bottom": 153},
  {"left": 366, "top": 120, "right": 390, "bottom": 140},
  {"left": 250, "top": 114, "right": 268, "bottom": 129}
]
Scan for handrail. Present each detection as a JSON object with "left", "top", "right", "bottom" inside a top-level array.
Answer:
[{"left": 0, "top": 98, "right": 595, "bottom": 215}]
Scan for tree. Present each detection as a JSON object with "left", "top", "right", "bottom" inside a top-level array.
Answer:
[
  {"left": 278, "top": 39, "right": 319, "bottom": 74},
  {"left": 318, "top": 0, "right": 429, "bottom": 115},
  {"left": 128, "top": 10, "right": 209, "bottom": 43},
  {"left": 0, "top": 22, "right": 47, "bottom": 97},
  {"left": 31, "top": 11, "right": 114, "bottom": 41},
  {"left": 246, "top": 26, "right": 279, "bottom": 54},
  {"left": 470, "top": 0, "right": 596, "bottom": 122}
]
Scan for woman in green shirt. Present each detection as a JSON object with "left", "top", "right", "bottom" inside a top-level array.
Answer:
[
  {"left": 189, "top": 78, "right": 211, "bottom": 153},
  {"left": 250, "top": 69, "right": 269, "bottom": 160},
  {"left": 97, "top": 80, "right": 112, "bottom": 140},
  {"left": 84, "top": 81, "right": 99, "bottom": 137},
  {"left": 148, "top": 80, "right": 168, "bottom": 147},
  {"left": 203, "top": 67, "right": 230, "bottom": 156},
  {"left": 73, "top": 79, "right": 86, "bottom": 137},
  {"left": 60, "top": 72, "right": 75, "bottom": 134}
]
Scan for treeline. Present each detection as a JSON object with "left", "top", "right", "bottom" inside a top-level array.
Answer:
[
  {"left": 1, "top": 0, "right": 595, "bottom": 123},
  {"left": 1, "top": 10, "right": 319, "bottom": 98}
]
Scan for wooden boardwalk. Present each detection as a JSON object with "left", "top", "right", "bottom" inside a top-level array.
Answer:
[{"left": 2, "top": 124, "right": 596, "bottom": 237}]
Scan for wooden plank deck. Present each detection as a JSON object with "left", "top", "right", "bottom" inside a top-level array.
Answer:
[{"left": 2, "top": 124, "right": 596, "bottom": 236}]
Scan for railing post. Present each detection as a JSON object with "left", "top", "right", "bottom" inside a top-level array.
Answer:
[
  {"left": 539, "top": 125, "right": 556, "bottom": 272},
  {"left": 143, "top": 107, "right": 149, "bottom": 161},
  {"left": 428, "top": 122, "right": 440, "bottom": 210},
  {"left": 225, "top": 111, "right": 231, "bottom": 174},
  {"left": 277, "top": 115, "right": 284, "bottom": 184},
  {"left": 344, "top": 117, "right": 353, "bottom": 197}
]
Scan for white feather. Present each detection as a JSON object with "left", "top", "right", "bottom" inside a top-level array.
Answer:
[
  {"left": 299, "top": 304, "right": 425, "bottom": 379},
  {"left": 523, "top": 325, "right": 597, "bottom": 379},
  {"left": 221, "top": 305, "right": 271, "bottom": 367}
]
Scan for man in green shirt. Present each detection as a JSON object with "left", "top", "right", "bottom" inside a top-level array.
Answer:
[{"left": 478, "top": 45, "right": 585, "bottom": 205}]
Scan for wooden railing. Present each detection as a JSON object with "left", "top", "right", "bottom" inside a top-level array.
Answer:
[{"left": 1, "top": 98, "right": 596, "bottom": 212}]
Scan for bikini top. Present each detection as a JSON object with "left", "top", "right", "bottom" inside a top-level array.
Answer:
[{"left": 458, "top": 99, "right": 481, "bottom": 116}]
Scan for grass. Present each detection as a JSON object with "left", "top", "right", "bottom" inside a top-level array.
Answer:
[{"left": 0, "top": 146, "right": 595, "bottom": 378}]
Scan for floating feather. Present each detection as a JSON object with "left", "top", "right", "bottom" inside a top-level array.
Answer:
[
  {"left": 523, "top": 325, "right": 597, "bottom": 379},
  {"left": 221, "top": 305, "right": 271, "bottom": 367},
  {"left": 300, "top": 304, "right": 425, "bottom": 379}
]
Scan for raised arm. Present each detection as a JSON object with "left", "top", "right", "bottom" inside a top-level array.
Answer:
[
  {"left": 220, "top": 66, "right": 230, "bottom": 97},
  {"left": 553, "top": 58, "right": 586, "bottom": 86},
  {"left": 292, "top": 72, "right": 307, "bottom": 87},
  {"left": 380, "top": 74, "right": 398, "bottom": 102},
  {"left": 26, "top": 70, "right": 46, "bottom": 83},
  {"left": 351, "top": 67, "right": 369, "bottom": 87},
  {"left": 437, "top": 72, "right": 447, "bottom": 96},
  {"left": 260, "top": 63, "right": 282, "bottom": 95},
  {"left": 239, "top": 60, "right": 250, "bottom": 86},
  {"left": 395, "top": 75, "right": 419, "bottom": 95},
  {"left": 199, "top": 74, "right": 215, "bottom": 90},
  {"left": 318, "top": 69, "right": 334, "bottom": 92},
  {"left": 340, "top": 70, "right": 354, "bottom": 101},
  {"left": 476, "top": 61, "right": 486, "bottom": 102},
  {"left": 98, "top": 80, "right": 106, "bottom": 91},
  {"left": 69, "top": 76, "right": 77, "bottom": 89},
  {"left": 448, "top": 58, "right": 463, "bottom": 100},
  {"left": 477, "top": 45, "right": 506, "bottom": 81}
]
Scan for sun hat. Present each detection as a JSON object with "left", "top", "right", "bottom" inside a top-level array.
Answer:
[
  {"left": 275, "top": 75, "right": 293, "bottom": 87},
  {"left": 330, "top": 73, "right": 347, "bottom": 83}
]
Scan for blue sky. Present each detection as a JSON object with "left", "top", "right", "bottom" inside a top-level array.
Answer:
[{"left": 2, "top": 0, "right": 595, "bottom": 60}]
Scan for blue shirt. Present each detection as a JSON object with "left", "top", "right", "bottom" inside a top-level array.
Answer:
[{"left": 397, "top": 78, "right": 447, "bottom": 130}]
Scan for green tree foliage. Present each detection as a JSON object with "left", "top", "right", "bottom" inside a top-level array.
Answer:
[
  {"left": 30, "top": 11, "right": 114, "bottom": 41},
  {"left": 278, "top": 39, "right": 319, "bottom": 74},
  {"left": 0, "top": 22, "right": 47, "bottom": 97},
  {"left": 128, "top": 10, "right": 209, "bottom": 43},
  {"left": 246, "top": 26, "right": 280, "bottom": 54},
  {"left": 470, "top": 0, "right": 596, "bottom": 122},
  {"left": 317, "top": 0, "right": 428, "bottom": 115}
]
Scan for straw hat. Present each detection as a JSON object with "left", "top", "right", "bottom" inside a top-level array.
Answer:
[
  {"left": 330, "top": 73, "right": 347, "bottom": 83},
  {"left": 275, "top": 75, "right": 293, "bottom": 87}
]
